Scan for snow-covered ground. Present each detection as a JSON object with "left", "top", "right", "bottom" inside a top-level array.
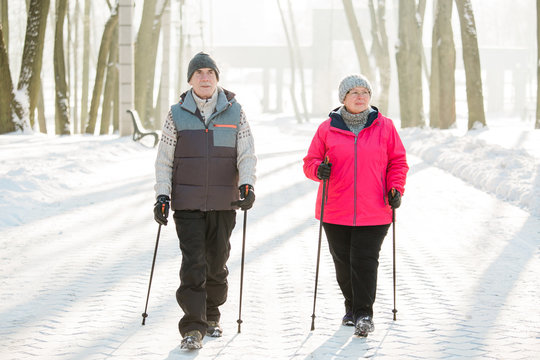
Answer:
[{"left": 1, "top": 114, "right": 539, "bottom": 359}]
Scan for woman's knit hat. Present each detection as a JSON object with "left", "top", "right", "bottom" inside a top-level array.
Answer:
[
  {"left": 338, "top": 74, "right": 372, "bottom": 103},
  {"left": 187, "top": 52, "right": 220, "bottom": 82}
]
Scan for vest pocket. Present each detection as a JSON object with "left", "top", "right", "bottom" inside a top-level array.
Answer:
[{"left": 213, "top": 126, "right": 237, "bottom": 147}]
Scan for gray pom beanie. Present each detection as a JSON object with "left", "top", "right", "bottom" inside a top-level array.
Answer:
[
  {"left": 187, "top": 52, "right": 220, "bottom": 82},
  {"left": 338, "top": 74, "right": 372, "bottom": 103}
]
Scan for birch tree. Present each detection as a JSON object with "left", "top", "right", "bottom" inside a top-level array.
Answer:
[
  {"left": 368, "top": 0, "right": 390, "bottom": 114},
  {"left": 0, "top": 24, "right": 15, "bottom": 134},
  {"left": 455, "top": 0, "right": 486, "bottom": 129},
  {"left": 537, "top": 0, "right": 540, "bottom": 129},
  {"left": 342, "top": 0, "right": 374, "bottom": 81},
  {"left": 16, "top": 0, "right": 50, "bottom": 131},
  {"left": 429, "top": 0, "right": 456, "bottom": 129},
  {"left": 54, "top": 0, "right": 70, "bottom": 134},
  {"left": 395, "top": 0, "right": 425, "bottom": 127},
  {"left": 85, "top": 4, "right": 118, "bottom": 134}
]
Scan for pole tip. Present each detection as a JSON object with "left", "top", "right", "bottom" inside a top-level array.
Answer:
[{"left": 142, "top": 312, "right": 148, "bottom": 325}]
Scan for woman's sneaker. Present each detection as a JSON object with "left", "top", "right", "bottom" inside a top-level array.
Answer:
[
  {"left": 342, "top": 311, "right": 354, "bottom": 326},
  {"left": 354, "top": 316, "right": 374, "bottom": 337},
  {"left": 180, "top": 330, "right": 203, "bottom": 350},
  {"left": 207, "top": 321, "right": 223, "bottom": 337}
]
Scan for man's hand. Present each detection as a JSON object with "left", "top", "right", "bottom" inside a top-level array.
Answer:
[
  {"left": 231, "top": 184, "right": 255, "bottom": 210},
  {"left": 154, "top": 195, "right": 170, "bottom": 225}
]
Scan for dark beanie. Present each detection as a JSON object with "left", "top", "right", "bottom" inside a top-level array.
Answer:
[{"left": 187, "top": 52, "right": 220, "bottom": 82}]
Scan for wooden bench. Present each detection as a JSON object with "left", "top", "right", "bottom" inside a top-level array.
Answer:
[{"left": 126, "top": 109, "right": 159, "bottom": 147}]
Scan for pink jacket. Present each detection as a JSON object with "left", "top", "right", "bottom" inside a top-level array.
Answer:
[{"left": 303, "top": 109, "right": 408, "bottom": 226}]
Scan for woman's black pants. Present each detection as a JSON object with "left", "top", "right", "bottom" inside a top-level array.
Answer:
[{"left": 323, "top": 222, "right": 390, "bottom": 320}]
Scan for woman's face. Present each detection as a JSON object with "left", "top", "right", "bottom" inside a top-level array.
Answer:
[{"left": 343, "top": 86, "right": 370, "bottom": 114}]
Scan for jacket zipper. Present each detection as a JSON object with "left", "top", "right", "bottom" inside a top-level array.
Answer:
[{"left": 353, "top": 135, "right": 358, "bottom": 226}]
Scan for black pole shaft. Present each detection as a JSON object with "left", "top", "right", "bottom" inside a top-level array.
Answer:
[
  {"left": 392, "top": 208, "right": 397, "bottom": 321},
  {"left": 237, "top": 210, "right": 247, "bottom": 333},
  {"left": 142, "top": 224, "right": 162, "bottom": 325},
  {"left": 311, "top": 177, "right": 327, "bottom": 331}
]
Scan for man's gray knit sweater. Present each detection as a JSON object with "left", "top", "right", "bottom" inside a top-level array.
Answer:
[{"left": 154, "top": 88, "right": 257, "bottom": 198}]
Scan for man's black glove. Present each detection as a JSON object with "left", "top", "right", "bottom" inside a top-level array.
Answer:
[
  {"left": 231, "top": 184, "right": 255, "bottom": 210},
  {"left": 388, "top": 189, "right": 401, "bottom": 209},
  {"left": 154, "top": 195, "right": 170, "bottom": 225},
  {"left": 317, "top": 162, "right": 332, "bottom": 180}
]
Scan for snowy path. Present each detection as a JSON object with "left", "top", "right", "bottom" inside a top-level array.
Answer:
[{"left": 1, "top": 118, "right": 539, "bottom": 359}]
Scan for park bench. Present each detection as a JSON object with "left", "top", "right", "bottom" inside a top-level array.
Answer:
[{"left": 126, "top": 109, "right": 159, "bottom": 148}]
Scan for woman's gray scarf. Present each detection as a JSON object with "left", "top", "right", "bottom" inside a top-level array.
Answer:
[{"left": 340, "top": 106, "right": 371, "bottom": 136}]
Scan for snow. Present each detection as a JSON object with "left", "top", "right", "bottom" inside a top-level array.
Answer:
[{"left": 1, "top": 114, "right": 539, "bottom": 359}]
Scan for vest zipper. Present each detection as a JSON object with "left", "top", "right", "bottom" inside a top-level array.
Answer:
[{"left": 205, "top": 126, "right": 209, "bottom": 210}]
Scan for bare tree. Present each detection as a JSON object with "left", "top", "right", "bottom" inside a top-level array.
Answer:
[
  {"left": 455, "top": 0, "right": 486, "bottom": 130},
  {"left": 368, "top": 0, "right": 390, "bottom": 114},
  {"left": 0, "top": 24, "right": 15, "bottom": 134},
  {"left": 85, "top": 4, "right": 118, "bottom": 134},
  {"left": 100, "top": 26, "right": 118, "bottom": 134},
  {"left": 537, "top": 0, "right": 540, "bottom": 129},
  {"left": 342, "top": 0, "right": 374, "bottom": 81},
  {"left": 395, "top": 0, "right": 425, "bottom": 128},
  {"left": 134, "top": 0, "right": 158, "bottom": 127},
  {"left": 16, "top": 0, "right": 50, "bottom": 131},
  {"left": 277, "top": 0, "right": 302, "bottom": 123},
  {"left": 287, "top": 0, "right": 309, "bottom": 122},
  {"left": 54, "top": 0, "right": 70, "bottom": 135},
  {"left": 80, "top": 0, "right": 91, "bottom": 133},
  {"left": 429, "top": 0, "right": 456, "bottom": 129},
  {"left": 0, "top": 0, "right": 7, "bottom": 52}
]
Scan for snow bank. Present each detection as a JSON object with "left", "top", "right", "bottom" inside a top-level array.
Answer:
[{"left": 400, "top": 127, "right": 540, "bottom": 217}]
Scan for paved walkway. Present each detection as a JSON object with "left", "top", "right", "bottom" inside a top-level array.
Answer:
[{"left": 1, "top": 120, "right": 538, "bottom": 359}]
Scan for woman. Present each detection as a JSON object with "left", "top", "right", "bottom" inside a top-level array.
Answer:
[{"left": 303, "top": 74, "right": 408, "bottom": 337}]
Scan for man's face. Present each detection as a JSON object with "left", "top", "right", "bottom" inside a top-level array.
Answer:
[{"left": 189, "top": 68, "right": 218, "bottom": 99}]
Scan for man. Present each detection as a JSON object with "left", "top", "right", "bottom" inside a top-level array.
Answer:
[{"left": 153, "top": 52, "right": 257, "bottom": 350}]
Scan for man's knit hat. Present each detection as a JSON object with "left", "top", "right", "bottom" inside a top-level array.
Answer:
[
  {"left": 338, "top": 74, "right": 372, "bottom": 103},
  {"left": 187, "top": 52, "right": 220, "bottom": 82}
]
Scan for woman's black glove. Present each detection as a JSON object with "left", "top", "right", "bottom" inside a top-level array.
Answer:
[
  {"left": 317, "top": 162, "right": 332, "bottom": 180},
  {"left": 154, "top": 195, "right": 170, "bottom": 225},
  {"left": 388, "top": 189, "right": 401, "bottom": 209},
  {"left": 231, "top": 184, "right": 255, "bottom": 210}
]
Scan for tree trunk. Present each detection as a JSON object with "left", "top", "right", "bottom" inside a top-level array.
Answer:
[
  {"left": 176, "top": 0, "right": 185, "bottom": 96},
  {"left": 156, "top": 2, "right": 171, "bottom": 129},
  {"left": 455, "top": 0, "right": 486, "bottom": 130},
  {"left": 17, "top": 0, "right": 50, "bottom": 131},
  {"left": 368, "top": 0, "right": 390, "bottom": 115},
  {"left": 80, "top": 0, "right": 90, "bottom": 133},
  {"left": 85, "top": 5, "right": 118, "bottom": 134},
  {"left": 287, "top": 0, "right": 309, "bottom": 122},
  {"left": 395, "top": 0, "right": 425, "bottom": 128},
  {"left": 430, "top": 0, "right": 456, "bottom": 129},
  {"left": 0, "top": 0, "right": 7, "bottom": 53},
  {"left": 277, "top": 0, "right": 302, "bottom": 123},
  {"left": 100, "top": 25, "right": 118, "bottom": 135},
  {"left": 0, "top": 24, "right": 15, "bottom": 134},
  {"left": 54, "top": 0, "right": 70, "bottom": 135},
  {"left": 72, "top": 0, "right": 80, "bottom": 133},
  {"left": 342, "top": 0, "right": 374, "bottom": 81},
  {"left": 537, "top": 0, "right": 540, "bottom": 129},
  {"left": 134, "top": 0, "right": 158, "bottom": 127}
]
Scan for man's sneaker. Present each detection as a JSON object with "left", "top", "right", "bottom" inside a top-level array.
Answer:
[
  {"left": 342, "top": 311, "right": 354, "bottom": 326},
  {"left": 180, "top": 330, "right": 203, "bottom": 350},
  {"left": 354, "top": 316, "right": 375, "bottom": 337},
  {"left": 207, "top": 321, "right": 223, "bottom": 337}
]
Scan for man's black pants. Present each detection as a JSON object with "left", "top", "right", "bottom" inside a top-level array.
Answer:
[
  {"left": 173, "top": 210, "right": 236, "bottom": 337},
  {"left": 323, "top": 222, "right": 390, "bottom": 320}
]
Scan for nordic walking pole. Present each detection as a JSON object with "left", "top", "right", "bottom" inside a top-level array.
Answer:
[
  {"left": 392, "top": 204, "right": 397, "bottom": 321},
  {"left": 142, "top": 223, "right": 163, "bottom": 325},
  {"left": 311, "top": 157, "right": 329, "bottom": 331},
  {"left": 237, "top": 210, "right": 248, "bottom": 333}
]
